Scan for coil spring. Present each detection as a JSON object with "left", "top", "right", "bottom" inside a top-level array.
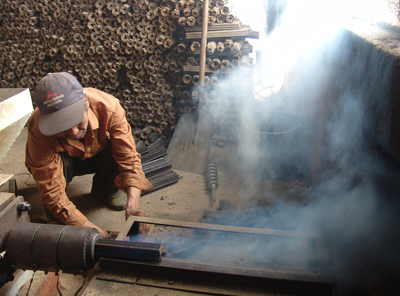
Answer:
[{"left": 205, "top": 161, "right": 219, "bottom": 190}]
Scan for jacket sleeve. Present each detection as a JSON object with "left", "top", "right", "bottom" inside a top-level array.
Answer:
[
  {"left": 108, "top": 100, "right": 153, "bottom": 192},
  {"left": 25, "top": 119, "right": 88, "bottom": 226}
]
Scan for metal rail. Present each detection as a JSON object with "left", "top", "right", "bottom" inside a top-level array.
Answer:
[
  {"left": 101, "top": 216, "right": 334, "bottom": 295},
  {"left": 119, "top": 216, "right": 319, "bottom": 239}
]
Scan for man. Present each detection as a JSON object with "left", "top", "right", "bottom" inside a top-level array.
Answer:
[{"left": 25, "top": 72, "right": 153, "bottom": 238}]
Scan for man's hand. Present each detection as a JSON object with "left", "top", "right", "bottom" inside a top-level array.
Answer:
[
  {"left": 82, "top": 220, "right": 108, "bottom": 238},
  {"left": 126, "top": 187, "right": 149, "bottom": 235}
]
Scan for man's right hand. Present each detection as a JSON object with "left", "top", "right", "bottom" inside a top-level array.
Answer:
[{"left": 82, "top": 220, "right": 108, "bottom": 238}]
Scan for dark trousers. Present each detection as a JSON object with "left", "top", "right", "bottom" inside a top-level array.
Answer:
[{"left": 60, "top": 144, "right": 120, "bottom": 198}]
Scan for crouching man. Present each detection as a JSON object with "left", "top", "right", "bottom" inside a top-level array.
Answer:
[{"left": 25, "top": 72, "right": 153, "bottom": 237}]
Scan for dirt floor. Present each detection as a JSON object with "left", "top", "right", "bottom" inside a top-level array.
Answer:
[
  {"left": 0, "top": 127, "right": 313, "bottom": 296},
  {"left": 5, "top": 126, "right": 400, "bottom": 296}
]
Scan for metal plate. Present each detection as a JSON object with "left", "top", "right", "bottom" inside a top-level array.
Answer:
[{"left": 166, "top": 108, "right": 215, "bottom": 175}]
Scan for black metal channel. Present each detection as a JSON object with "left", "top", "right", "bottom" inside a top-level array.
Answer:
[
  {"left": 99, "top": 257, "right": 334, "bottom": 296},
  {"left": 95, "top": 240, "right": 163, "bottom": 262}
]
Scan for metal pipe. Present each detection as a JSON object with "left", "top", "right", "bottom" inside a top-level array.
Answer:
[
  {"left": 6, "top": 223, "right": 165, "bottom": 274},
  {"left": 7, "top": 223, "right": 100, "bottom": 274},
  {"left": 199, "top": 0, "right": 210, "bottom": 87}
]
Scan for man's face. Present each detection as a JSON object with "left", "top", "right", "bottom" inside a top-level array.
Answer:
[
  {"left": 52, "top": 97, "right": 89, "bottom": 140},
  {"left": 53, "top": 109, "right": 89, "bottom": 140}
]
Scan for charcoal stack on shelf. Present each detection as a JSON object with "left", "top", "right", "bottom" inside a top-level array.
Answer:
[
  {"left": 175, "top": 20, "right": 258, "bottom": 148},
  {"left": 0, "top": 0, "right": 258, "bottom": 145}
]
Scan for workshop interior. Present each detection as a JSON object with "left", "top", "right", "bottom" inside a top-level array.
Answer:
[{"left": 1, "top": 0, "right": 400, "bottom": 295}]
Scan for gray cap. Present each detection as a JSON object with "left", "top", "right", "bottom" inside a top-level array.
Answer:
[{"left": 33, "top": 72, "right": 86, "bottom": 136}]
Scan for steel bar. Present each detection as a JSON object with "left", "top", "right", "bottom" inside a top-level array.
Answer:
[
  {"left": 198, "top": 0, "right": 209, "bottom": 87},
  {"left": 121, "top": 216, "right": 319, "bottom": 240},
  {"left": 95, "top": 239, "right": 164, "bottom": 262}
]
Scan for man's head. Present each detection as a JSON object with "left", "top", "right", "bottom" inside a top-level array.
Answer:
[{"left": 33, "top": 72, "right": 87, "bottom": 136}]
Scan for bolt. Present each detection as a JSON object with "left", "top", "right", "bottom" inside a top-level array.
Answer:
[{"left": 17, "top": 201, "right": 32, "bottom": 212}]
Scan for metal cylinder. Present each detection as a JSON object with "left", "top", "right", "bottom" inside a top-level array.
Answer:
[{"left": 7, "top": 223, "right": 101, "bottom": 273}]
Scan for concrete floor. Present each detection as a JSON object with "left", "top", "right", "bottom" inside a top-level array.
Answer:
[{"left": 1, "top": 127, "right": 306, "bottom": 296}]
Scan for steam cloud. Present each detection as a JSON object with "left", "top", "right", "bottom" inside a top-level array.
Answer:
[{"left": 202, "top": 0, "right": 400, "bottom": 292}]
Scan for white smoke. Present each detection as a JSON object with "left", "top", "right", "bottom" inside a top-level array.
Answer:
[{"left": 206, "top": 0, "right": 400, "bottom": 293}]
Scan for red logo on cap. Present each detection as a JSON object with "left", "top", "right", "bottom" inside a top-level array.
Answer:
[{"left": 46, "top": 90, "right": 58, "bottom": 100}]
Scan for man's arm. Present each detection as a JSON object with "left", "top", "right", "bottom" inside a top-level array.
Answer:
[
  {"left": 106, "top": 95, "right": 153, "bottom": 193},
  {"left": 125, "top": 187, "right": 150, "bottom": 235}
]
